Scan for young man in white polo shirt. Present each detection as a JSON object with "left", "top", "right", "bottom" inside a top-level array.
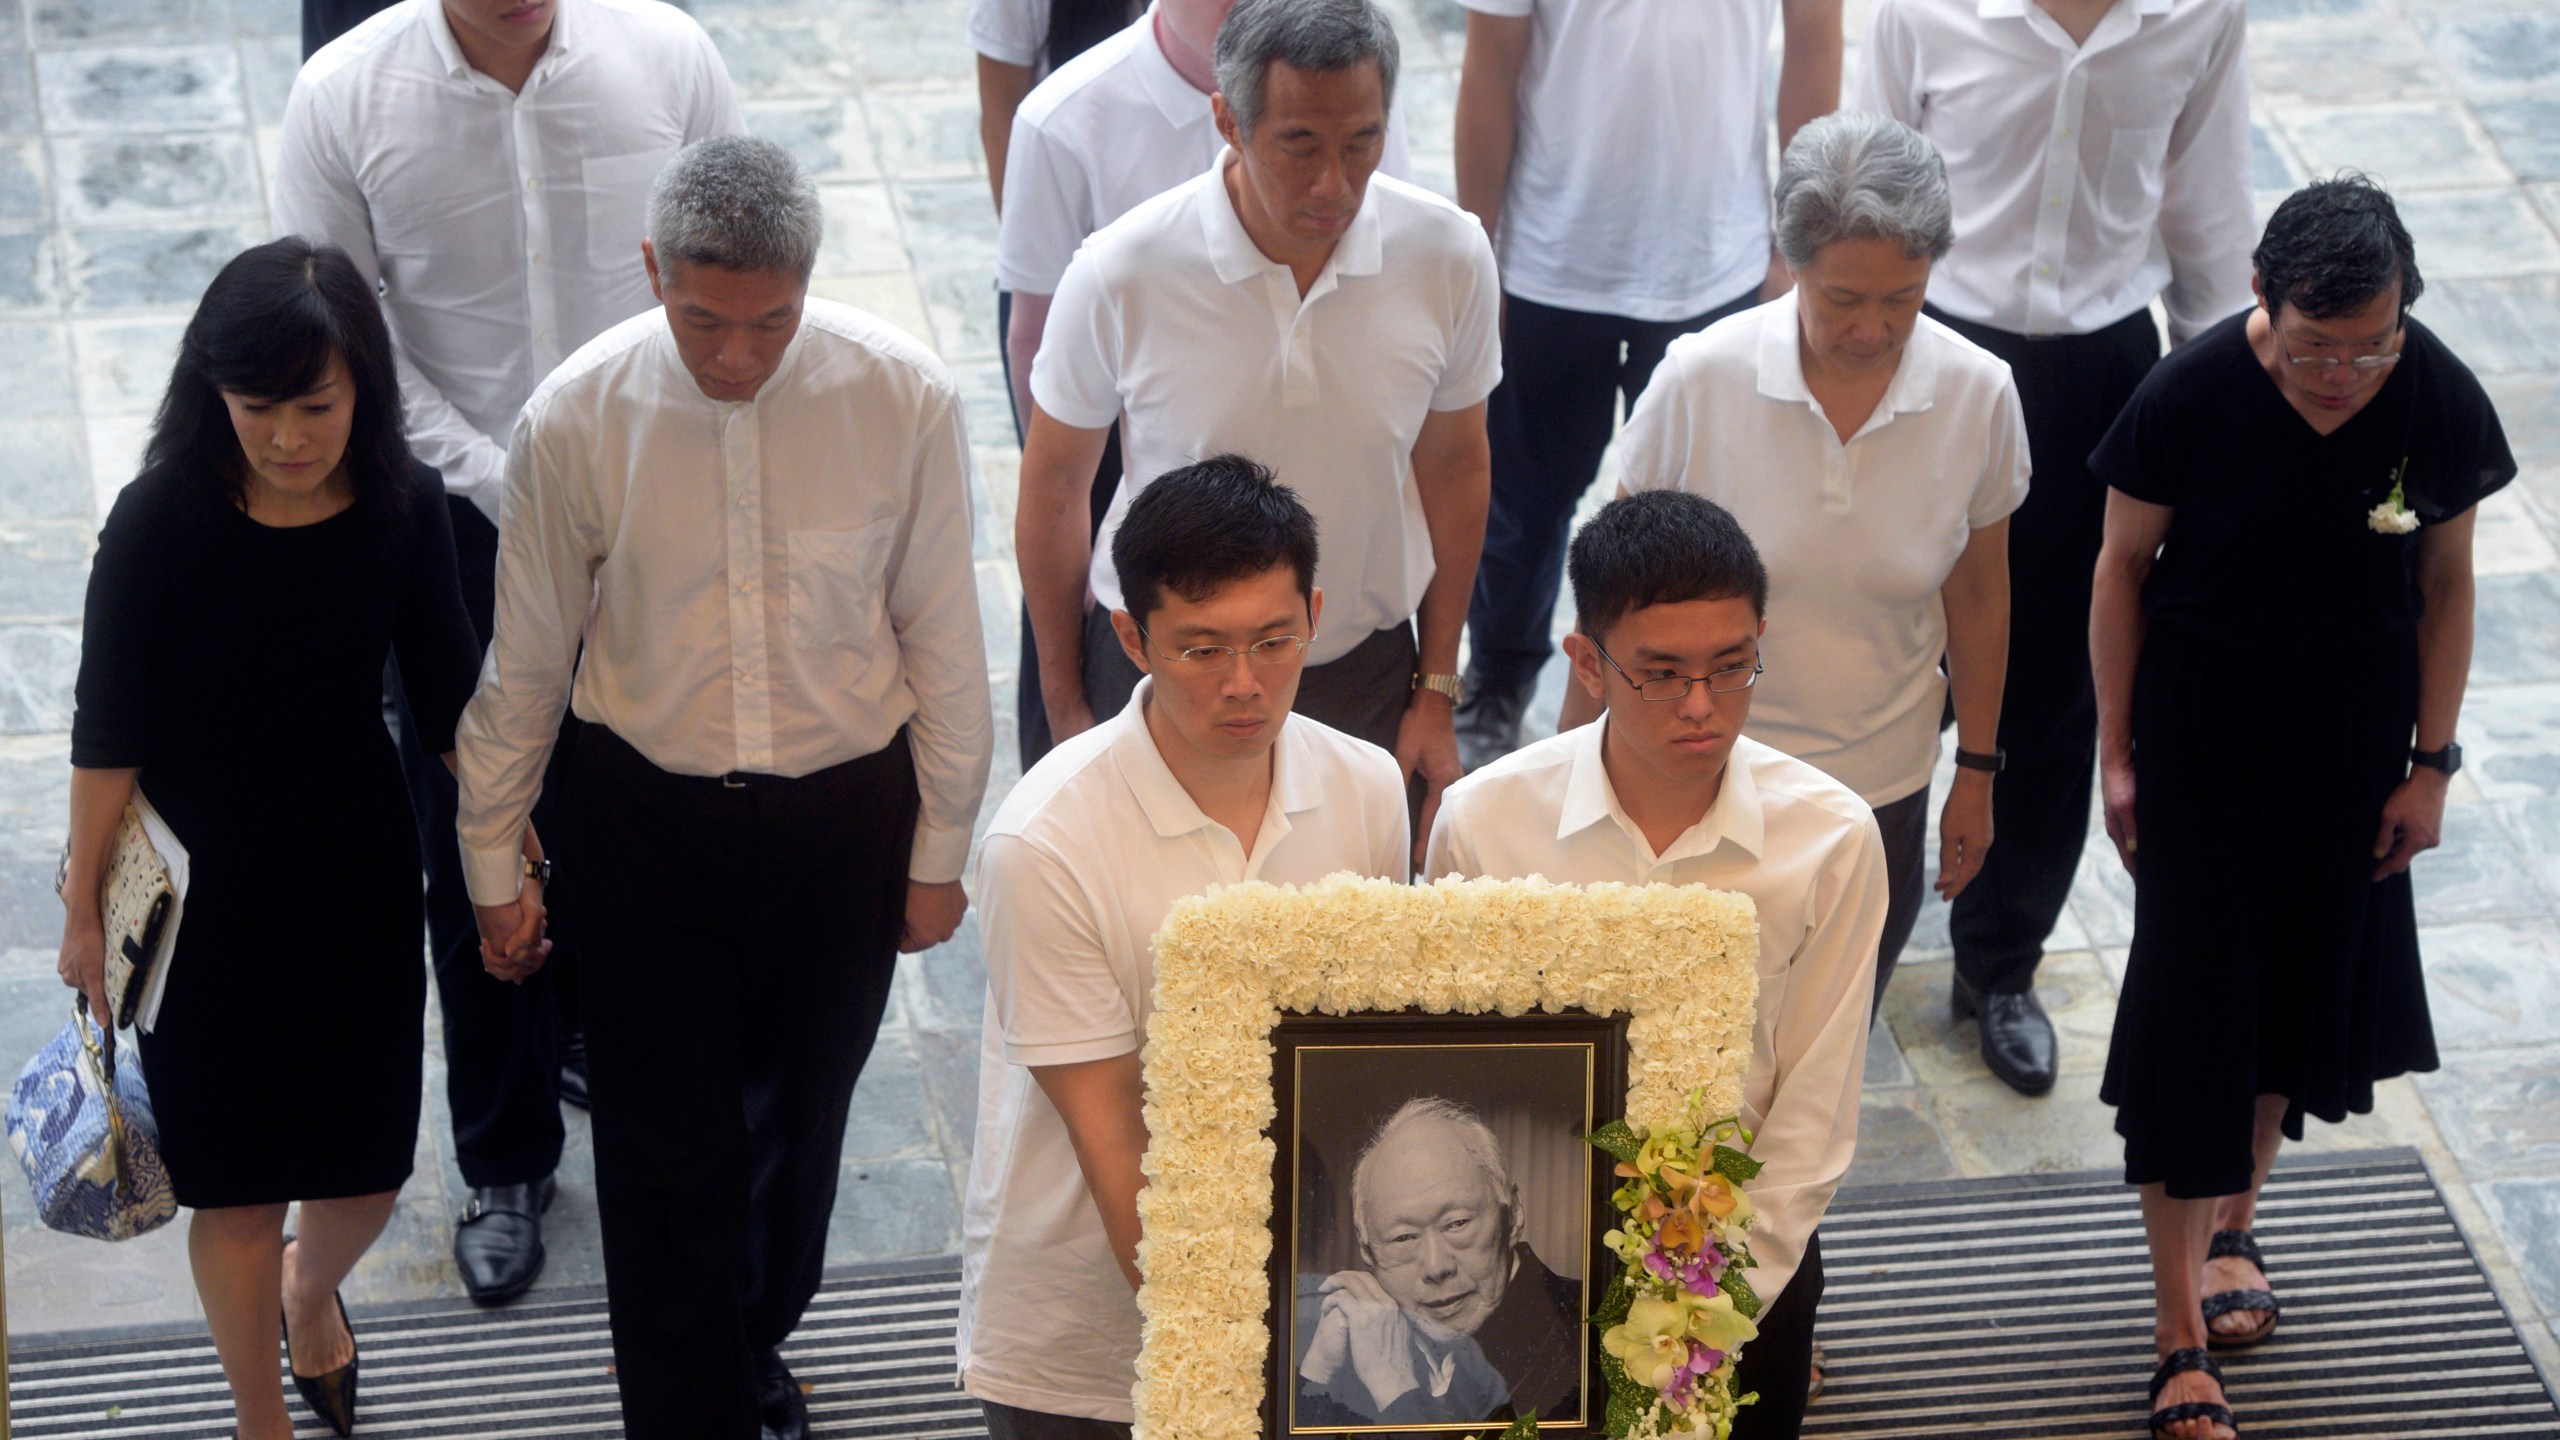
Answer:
[
  {"left": 1016, "top": 0, "right": 1500, "bottom": 846},
  {"left": 1425, "top": 490, "right": 1886, "bottom": 1440},
  {"left": 1449, "top": 0, "right": 1844, "bottom": 769},
  {"left": 960, "top": 457, "right": 1409, "bottom": 1437}
]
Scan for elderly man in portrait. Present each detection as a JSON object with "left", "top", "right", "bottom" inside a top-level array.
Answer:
[
  {"left": 1297, "top": 1097, "right": 1583, "bottom": 1426},
  {"left": 1016, "top": 0, "right": 1500, "bottom": 851},
  {"left": 456, "top": 137, "right": 992, "bottom": 1440}
]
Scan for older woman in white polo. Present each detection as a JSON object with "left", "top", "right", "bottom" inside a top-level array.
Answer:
[{"left": 1573, "top": 110, "right": 2027, "bottom": 1014}]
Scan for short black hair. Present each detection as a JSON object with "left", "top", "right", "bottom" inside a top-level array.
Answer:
[
  {"left": 2254, "top": 174, "right": 2424, "bottom": 322},
  {"left": 1111, "top": 454, "right": 1319, "bottom": 626},
  {"left": 1569, "top": 489, "right": 1768, "bottom": 642}
]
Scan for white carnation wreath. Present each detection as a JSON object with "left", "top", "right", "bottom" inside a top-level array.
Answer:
[{"left": 1133, "top": 874, "right": 1760, "bottom": 1440}]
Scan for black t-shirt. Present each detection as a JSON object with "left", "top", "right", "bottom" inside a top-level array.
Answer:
[{"left": 2090, "top": 311, "right": 2515, "bottom": 650}]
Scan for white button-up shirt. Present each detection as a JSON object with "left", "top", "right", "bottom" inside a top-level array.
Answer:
[
  {"left": 1854, "top": 0, "right": 2254, "bottom": 343},
  {"left": 1457, "top": 0, "right": 1780, "bottom": 321},
  {"left": 454, "top": 301, "right": 993, "bottom": 905},
  {"left": 1033, "top": 160, "right": 1503, "bottom": 664},
  {"left": 1424, "top": 725, "right": 1888, "bottom": 1310},
  {"left": 1618, "top": 298, "right": 2029, "bottom": 806},
  {"left": 958, "top": 682, "right": 1410, "bottom": 1422},
  {"left": 274, "top": 0, "right": 744, "bottom": 520}
]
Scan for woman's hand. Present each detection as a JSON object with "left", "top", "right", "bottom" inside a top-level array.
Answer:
[
  {"left": 2373, "top": 770, "right": 2449, "bottom": 880},
  {"left": 1935, "top": 769, "right": 1994, "bottom": 899},
  {"left": 2101, "top": 751, "right": 2138, "bottom": 876},
  {"left": 57, "top": 909, "right": 111, "bottom": 1028},
  {"left": 474, "top": 877, "right": 550, "bottom": 984}
]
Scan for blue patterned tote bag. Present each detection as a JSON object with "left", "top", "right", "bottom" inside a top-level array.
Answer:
[{"left": 7, "top": 998, "right": 177, "bottom": 1240}]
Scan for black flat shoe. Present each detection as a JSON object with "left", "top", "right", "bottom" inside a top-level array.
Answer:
[
  {"left": 2202, "top": 1228, "right": 2281, "bottom": 1350},
  {"left": 2148, "top": 1346, "right": 2235, "bottom": 1440},
  {"left": 1950, "top": 974, "right": 2058, "bottom": 1095},
  {"left": 757, "top": 1346, "right": 810, "bottom": 1440},
  {"left": 456, "top": 1174, "right": 558, "bottom": 1305},
  {"left": 282, "top": 1289, "right": 359, "bottom": 1437}
]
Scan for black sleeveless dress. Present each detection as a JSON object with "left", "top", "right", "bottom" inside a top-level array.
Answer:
[
  {"left": 2090, "top": 313, "right": 2514, "bottom": 1201},
  {"left": 70, "top": 461, "right": 479, "bottom": 1209}
]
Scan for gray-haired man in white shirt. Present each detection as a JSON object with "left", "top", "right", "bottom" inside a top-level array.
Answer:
[
  {"left": 274, "top": 0, "right": 743, "bottom": 1305},
  {"left": 455, "top": 137, "right": 993, "bottom": 1440},
  {"left": 1856, "top": 0, "right": 2254, "bottom": 1096},
  {"left": 1426, "top": 489, "right": 1887, "bottom": 1440}
]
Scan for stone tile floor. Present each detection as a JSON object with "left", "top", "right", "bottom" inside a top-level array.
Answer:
[{"left": 1, "top": 0, "right": 2556, "bottom": 1403}]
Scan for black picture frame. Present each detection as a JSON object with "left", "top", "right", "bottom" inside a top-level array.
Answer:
[{"left": 1264, "top": 1009, "right": 1633, "bottom": 1439}]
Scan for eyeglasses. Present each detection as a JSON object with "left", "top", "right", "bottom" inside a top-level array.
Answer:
[
  {"left": 2277, "top": 327, "right": 2403, "bottom": 373},
  {"left": 1591, "top": 640, "right": 1762, "bottom": 702},
  {"left": 1135, "top": 625, "right": 1313, "bottom": 668}
]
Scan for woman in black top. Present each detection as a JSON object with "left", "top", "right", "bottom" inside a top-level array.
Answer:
[
  {"left": 55, "top": 239, "right": 541, "bottom": 1440},
  {"left": 2090, "top": 179, "right": 2514, "bottom": 1440}
]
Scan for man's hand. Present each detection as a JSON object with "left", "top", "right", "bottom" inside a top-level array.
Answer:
[
  {"left": 1396, "top": 691, "right": 1462, "bottom": 869},
  {"left": 901, "top": 879, "right": 968, "bottom": 953},
  {"left": 2100, "top": 752, "right": 2137, "bottom": 877},
  {"left": 1302, "top": 1270, "right": 1425, "bottom": 1415},
  {"left": 56, "top": 910, "right": 110, "bottom": 1028},
  {"left": 1934, "top": 769, "right": 1993, "bottom": 899},
  {"left": 2373, "top": 769, "right": 2449, "bottom": 880},
  {"left": 474, "top": 880, "right": 549, "bottom": 984},
  {"left": 1042, "top": 681, "right": 1099, "bottom": 744}
]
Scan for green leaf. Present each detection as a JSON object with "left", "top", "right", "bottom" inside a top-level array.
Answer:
[
  {"left": 1721, "top": 1265, "right": 1761, "bottom": 1320},
  {"left": 1588, "top": 1266, "right": 1635, "bottom": 1330},
  {"left": 1710, "top": 1143, "right": 1764, "bottom": 1184},
  {"left": 1497, "top": 1409, "right": 1542, "bottom": 1440},
  {"left": 1598, "top": 1346, "right": 1657, "bottom": 1438},
  {"left": 1587, "top": 1119, "right": 1645, "bottom": 1166}
]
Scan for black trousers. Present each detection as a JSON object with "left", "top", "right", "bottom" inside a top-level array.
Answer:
[
  {"left": 1728, "top": 1229, "right": 1824, "bottom": 1440},
  {"left": 301, "top": 0, "right": 395, "bottom": 55},
  {"left": 1081, "top": 606, "right": 1418, "bottom": 756},
  {"left": 998, "top": 287, "right": 1125, "bottom": 771},
  {"left": 1871, "top": 785, "right": 1931, "bottom": 1019},
  {"left": 980, "top": 1401, "right": 1132, "bottom": 1440},
  {"left": 1933, "top": 307, "right": 2161, "bottom": 995},
  {"left": 1464, "top": 286, "right": 1759, "bottom": 691},
  {"left": 569, "top": 727, "right": 917, "bottom": 1440},
  {"left": 386, "top": 496, "right": 570, "bottom": 1190}
]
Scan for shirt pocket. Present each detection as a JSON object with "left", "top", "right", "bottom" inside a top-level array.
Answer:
[
  {"left": 786, "top": 517, "right": 901, "bottom": 656},
  {"left": 2095, "top": 125, "right": 2174, "bottom": 234},
  {"left": 582, "top": 148, "right": 676, "bottom": 272}
]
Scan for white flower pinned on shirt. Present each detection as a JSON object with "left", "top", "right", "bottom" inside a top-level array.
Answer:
[{"left": 2369, "top": 458, "right": 2420, "bottom": 535}]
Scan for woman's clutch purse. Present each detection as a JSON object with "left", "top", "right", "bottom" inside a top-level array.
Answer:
[{"left": 60, "top": 802, "right": 177, "bottom": 1031}]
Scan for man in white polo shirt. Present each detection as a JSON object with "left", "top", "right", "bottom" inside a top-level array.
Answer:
[
  {"left": 960, "top": 456, "right": 1410, "bottom": 1438},
  {"left": 1016, "top": 0, "right": 1500, "bottom": 843},
  {"left": 1450, "top": 0, "right": 1844, "bottom": 770},
  {"left": 1428, "top": 490, "right": 1885, "bottom": 1440}
]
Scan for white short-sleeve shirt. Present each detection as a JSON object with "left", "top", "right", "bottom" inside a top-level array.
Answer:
[
  {"left": 1032, "top": 161, "right": 1504, "bottom": 665},
  {"left": 1423, "top": 727, "right": 1888, "bottom": 1310},
  {"left": 1618, "top": 298, "right": 2030, "bottom": 805},
  {"left": 956, "top": 682, "right": 1411, "bottom": 1422},
  {"left": 1457, "top": 0, "right": 1780, "bottom": 321},
  {"left": 969, "top": 0, "right": 1052, "bottom": 68},
  {"left": 996, "top": 7, "right": 1416, "bottom": 297}
]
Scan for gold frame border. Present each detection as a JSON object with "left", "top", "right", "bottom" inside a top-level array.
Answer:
[{"left": 1134, "top": 874, "right": 1760, "bottom": 1440}]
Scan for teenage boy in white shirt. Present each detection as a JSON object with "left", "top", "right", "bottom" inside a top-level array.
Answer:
[
  {"left": 959, "top": 456, "right": 1410, "bottom": 1439},
  {"left": 1425, "top": 489, "right": 1888, "bottom": 1440}
]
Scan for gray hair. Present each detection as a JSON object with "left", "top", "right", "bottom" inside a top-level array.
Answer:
[
  {"left": 646, "top": 136, "right": 823, "bottom": 280},
  {"left": 1214, "top": 0, "right": 1400, "bottom": 139},
  {"left": 1349, "top": 1097, "right": 1516, "bottom": 1251},
  {"left": 1772, "top": 111, "right": 1954, "bottom": 270}
]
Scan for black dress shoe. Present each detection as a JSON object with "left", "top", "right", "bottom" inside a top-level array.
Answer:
[
  {"left": 455, "top": 1175, "right": 557, "bottom": 1305},
  {"left": 559, "top": 1032, "right": 591, "bottom": 1112},
  {"left": 282, "top": 1290, "right": 359, "bottom": 1437},
  {"left": 1951, "top": 975, "right": 2058, "bottom": 1096},
  {"left": 758, "top": 1347, "right": 811, "bottom": 1440},
  {"left": 1453, "top": 669, "right": 1537, "bottom": 773}
]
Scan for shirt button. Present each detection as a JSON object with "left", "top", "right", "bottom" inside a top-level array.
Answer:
[{"left": 525, "top": 178, "right": 538, "bottom": 192}]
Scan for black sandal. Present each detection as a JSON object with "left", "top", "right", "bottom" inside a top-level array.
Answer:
[
  {"left": 2148, "top": 1346, "right": 2237, "bottom": 1440},
  {"left": 2202, "top": 1228, "right": 2280, "bottom": 1350}
]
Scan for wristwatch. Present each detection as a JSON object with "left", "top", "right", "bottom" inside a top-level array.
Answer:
[
  {"left": 1953, "top": 747, "right": 2007, "bottom": 773},
  {"left": 523, "top": 856, "right": 554, "bottom": 886},
  {"left": 1413, "top": 672, "right": 1465, "bottom": 704},
  {"left": 2410, "top": 743, "right": 2463, "bottom": 776}
]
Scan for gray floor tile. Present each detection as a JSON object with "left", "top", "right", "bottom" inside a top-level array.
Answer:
[
  {"left": 0, "top": 226, "right": 65, "bottom": 311},
  {"left": 2395, "top": 186, "right": 2560, "bottom": 278},
  {"left": 696, "top": 11, "right": 859, "bottom": 101},
  {"left": 0, "top": 136, "right": 48, "bottom": 225},
  {"left": 849, "top": 14, "right": 975, "bottom": 90},
  {"left": 2249, "top": 16, "right": 2441, "bottom": 100},
  {"left": 2413, "top": 799, "right": 2559, "bottom": 924},
  {"left": 2423, "top": 9, "right": 2560, "bottom": 93},
  {"left": 914, "top": 1024, "right": 979, "bottom": 1163},
  {"left": 1881, "top": 949, "right": 2117, "bottom": 1086},
  {"left": 2418, "top": 919, "right": 2560, "bottom": 1051},
  {"left": 1842, "top": 1089, "right": 1960, "bottom": 1186},
  {"left": 48, "top": 129, "right": 263, "bottom": 225},
  {"left": 2277, "top": 100, "right": 2511, "bottom": 188},
  {"left": 744, "top": 97, "right": 881, "bottom": 184},
  {"left": 63, "top": 218, "right": 261, "bottom": 308},
  {"left": 864, "top": 82, "right": 981, "bottom": 182},
  {"left": 71, "top": 312, "right": 185, "bottom": 414},
  {"left": 2473, "top": 570, "right": 2560, "bottom": 685},
  {"left": 918, "top": 265, "right": 1000, "bottom": 361},
  {"left": 2243, "top": 0, "right": 2377, "bottom": 19},
  {"left": 0, "top": 517, "right": 94, "bottom": 617},
  {"left": 236, "top": 29, "right": 295, "bottom": 127},
  {"left": 1863, "top": 1016, "right": 1913, "bottom": 1090},
  {"left": 2419, "top": 275, "right": 2560, "bottom": 374},
  {"left": 1925, "top": 1071, "right": 2123, "bottom": 1179},
  {"left": 0, "top": 847, "right": 70, "bottom": 940},
  {"left": 0, "top": 319, "right": 78, "bottom": 418},
  {"left": 2476, "top": 97, "right": 2560, "bottom": 182},
  {"left": 0, "top": 50, "right": 36, "bottom": 133},
  {"left": 892, "top": 178, "right": 997, "bottom": 272},
  {"left": 814, "top": 180, "right": 908, "bottom": 276},
  {"left": 2414, "top": 1042, "right": 2560, "bottom": 1178},
  {"left": 29, "top": 0, "right": 228, "bottom": 48},
  {"left": 2250, "top": 119, "right": 2301, "bottom": 192},
  {"left": 825, "top": 1156, "right": 963, "bottom": 1262},
  {"left": 2476, "top": 1177, "right": 2560, "bottom": 1314},
  {"left": 901, "top": 920, "right": 986, "bottom": 1034},
  {"left": 0, "top": 417, "right": 90, "bottom": 519},
  {"left": 229, "top": 0, "right": 295, "bottom": 38},
  {"left": 34, "top": 44, "right": 245, "bottom": 133},
  {"left": 843, "top": 1026, "right": 938, "bottom": 1161}
]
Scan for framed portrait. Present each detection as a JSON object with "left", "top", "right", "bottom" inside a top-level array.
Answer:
[
  {"left": 1270, "top": 1011, "right": 1630, "bottom": 1437},
  {"left": 1133, "top": 875, "right": 1759, "bottom": 1440}
]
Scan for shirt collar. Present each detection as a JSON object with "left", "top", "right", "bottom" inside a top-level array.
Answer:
[
  {"left": 424, "top": 0, "right": 576, "bottom": 83},
  {"left": 1557, "top": 720, "right": 1765, "bottom": 865},
  {"left": 1755, "top": 294, "right": 1945, "bottom": 431},
  {"left": 1197, "top": 150, "right": 1385, "bottom": 287},
  {"left": 1132, "top": 5, "right": 1208, "bottom": 130},
  {"left": 1109, "top": 678, "right": 1326, "bottom": 842}
]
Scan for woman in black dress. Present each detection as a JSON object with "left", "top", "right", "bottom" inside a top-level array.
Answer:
[
  {"left": 55, "top": 239, "right": 540, "bottom": 1440},
  {"left": 2090, "top": 178, "right": 2514, "bottom": 1440}
]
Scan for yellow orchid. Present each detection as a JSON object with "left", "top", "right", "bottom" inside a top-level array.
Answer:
[
  {"left": 1685, "top": 1292, "right": 1758, "bottom": 1354},
  {"left": 1601, "top": 1296, "right": 1697, "bottom": 1390}
]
